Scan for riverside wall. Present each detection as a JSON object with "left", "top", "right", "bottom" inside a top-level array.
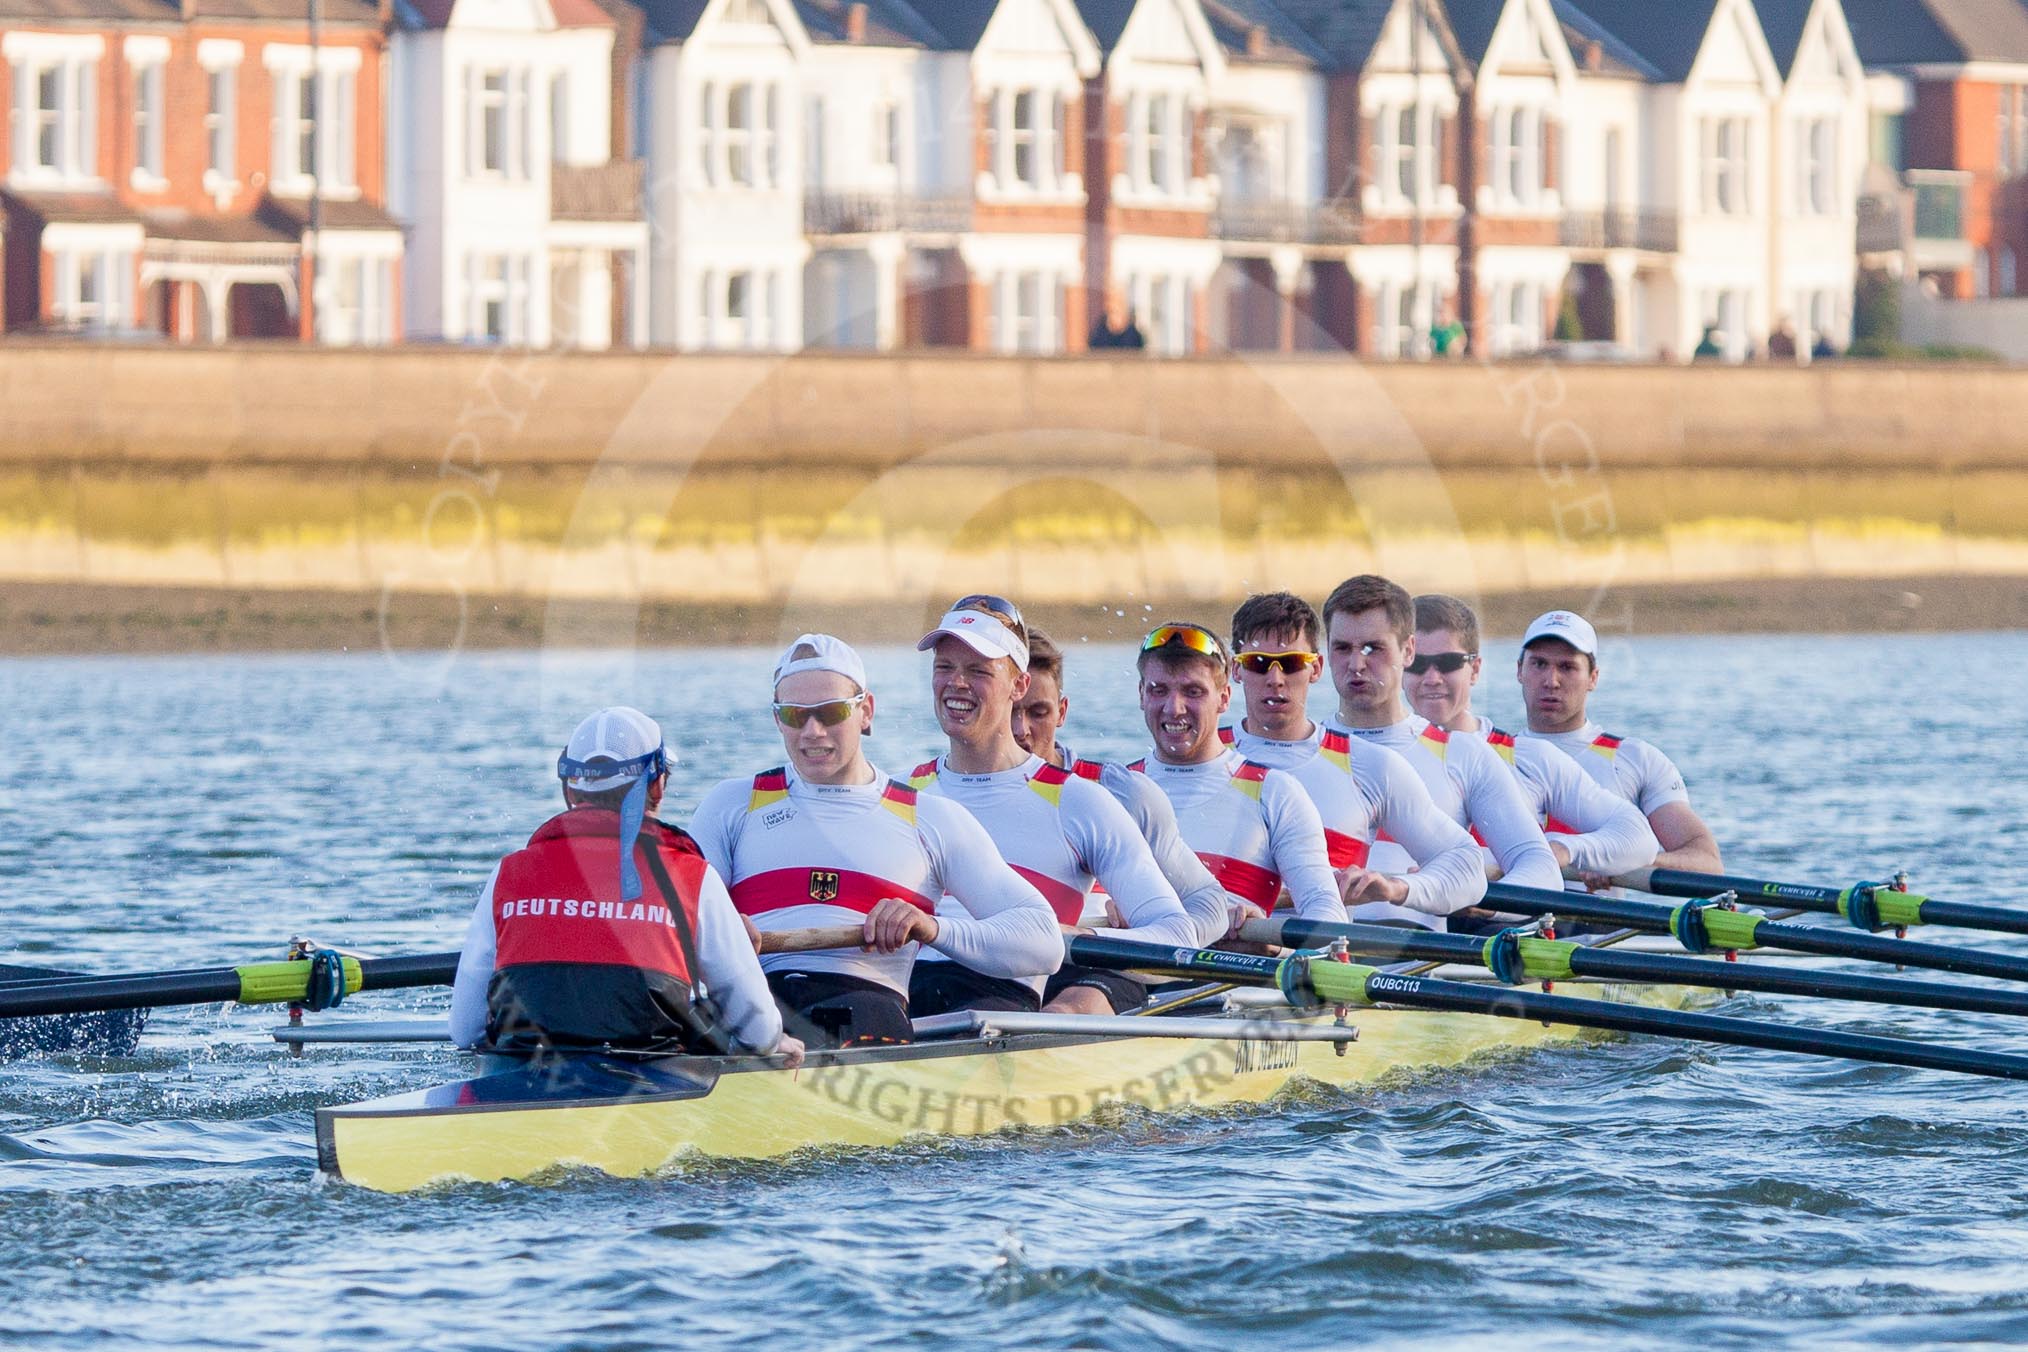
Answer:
[{"left": 4, "top": 343, "right": 2028, "bottom": 627}]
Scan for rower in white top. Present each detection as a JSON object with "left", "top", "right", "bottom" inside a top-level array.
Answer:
[
  {"left": 685, "top": 633, "right": 1061, "bottom": 1048},
  {"left": 1219, "top": 591, "right": 1486, "bottom": 930},
  {"left": 1405, "top": 594, "right": 1660, "bottom": 903},
  {"left": 1010, "top": 627, "right": 1233, "bottom": 946},
  {"left": 1515, "top": 609, "right": 1723, "bottom": 879},
  {"left": 905, "top": 595, "right": 1196, "bottom": 1018},
  {"left": 1322, "top": 575, "right": 1567, "bottom": 905},
  {"left": 1130, "top": 621, "right": 1345, "bottom": 927}
]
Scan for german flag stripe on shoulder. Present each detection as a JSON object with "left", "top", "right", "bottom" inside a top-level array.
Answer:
[
  {"left": 1127, "top": 758, "right": 1147, "bottom": 773},
  {"left": 1230, "top": 759, "right": 1270, "bottom": 801},
  {"left": 748, "top": 767, "right": 790, "bottom": 812},
  {"left": 1218, "top": 726, "right": 1236, "bottom": 746},
  {"left": 1484, "top": 727, "right": 1517, "bottom": 766},
  {"left": 1071, "top": 759, "right": 1106, "bottom": 781},
  {"left": 1320, "top": 729, "right": 1352, "bottom": 770},
  {"left": 1592, "top": 733, "right": 1623, "bottom": 758},
  {"left": 1417, "top": 724, "right": 1451, "bottom": 760},
  {"left": 1028, "top": 761, "right": 1070, "bottom": 806},
  {"left": 880, "top": 779, "right": 919, "bottom": 824},
  {"left": 908, "top": 758, "right": 941, "bottom": 788}
]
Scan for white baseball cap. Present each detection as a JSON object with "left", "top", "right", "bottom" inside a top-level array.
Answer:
[
  {"left": 1520, "top": 609, "right": 1599, "bottom": 658},
  {"left": 917, "top": 607, "right": 1030, "bottom": 671},
  {"left": 559, "top": 706, "right": 672, "bottom": 790},
  {"left": 773, "top": 632, "right": 869, "bottom": 693}
]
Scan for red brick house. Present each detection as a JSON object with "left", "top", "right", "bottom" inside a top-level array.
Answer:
[
  {"left": 1847, "top": 0, "right": 2028, "bottom": 298},
  {"left": 1, "top": 0, "right": 401, "bottom": 342}
]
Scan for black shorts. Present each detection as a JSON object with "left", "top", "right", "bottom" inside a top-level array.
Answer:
[
  {"left": 908, "top": 961, "right": 1040, "bottom": 1016},
  {"left": 767, "top": 970, "right": 913, "bottom": 1048},
  {"left": 1044, "top": 964, "right": 1148, "bottom": 1014}
]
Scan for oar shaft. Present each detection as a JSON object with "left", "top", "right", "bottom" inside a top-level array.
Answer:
[
  {"left": 1312, "top": 968, "right": 2028, "bottom": 1083},
  {"left": 0, "top": 953, "right": 459, "bottom": 1019},
  {"left": 1254, "top": 917, "right": 2028, "bottom": 1021},
  {"left": 1636, "top": 867, "right": 2028, "bottom": 939},
  {"left": 1484, "top": 883, "right": 2028, "bottom": 986},
  {"left": 1069, "top": 935, "right": 2028, "bottom": 1083}
]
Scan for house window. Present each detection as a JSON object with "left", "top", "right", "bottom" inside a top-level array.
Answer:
[
  {"left": 1385, "top": 105, "right": 1435, "bottom": 205},
  {"left": 1796, "top": 116, "right": 1835, "bottom": 215},
  {"left": 805, "top": 94, "right": 825, "bottom": 186},
  {"left": 763, "top": 85, "right": 779, "bottom": 186},
  {"left": 275, "top": 60, "right": 356, "bottom": 189},
  {"left": 1704, "top": 116, "right": 1750, "bottom": 215},
  {"left": 872, "top": 98, "right": 898, "bottom": 168},
  {"left": 297, "top": 73, "right": 317, "bottom": 182},
  {"left": 204, "top": 64, "right": 237, "bottom": 186},
  {"left": 477, "top": 255, "right": 509, "bottom": 340},
  {"left": 480, "top": 70, "right": 507, "bottom": 172},
  {"left": 1014, "top": 272, "right": 1044, "bottom": 352},
  {"left": 2003, "top": 246, "right": 2019, "bottom": 296},
  {"left": 11, "top": 54, "right": 98, "bottom": 180},
  {"left": 1146, "top": 94, "right": 1171, "bottom": 191},
  {"left": 56, "top": 250, "right": 130, "bottom": 330},
  {"left": 726, "top": 83, "right": 754, "bottom": 186},
  {"left": 1492, "top": 106, "right": 1538, "bottom": 205},
  {"left": 726, "top": 270, "right": 751, "bottom": 346},
  {"left": 132, "top": 61, "right": 164, "bottom": 186},
  {"left": 550, "top": 72, "right": 568, "bottom": 162},
  {"left": 1052, "top": 93, "right": 1067, "bottom": 179},
  {"left": 1013, "top": 90, "right": 1038, "bottom": 187}
]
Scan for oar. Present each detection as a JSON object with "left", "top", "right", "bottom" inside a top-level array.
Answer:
[
  {"left": 0, "top": 927, "right": 893, "bottom": 1022},
  {"left": 0, "top": 953, "right": 459, "bottom": 1020},
  {"left": 1065, "top": 936, "right": 2028, "bottom": 1083},
  {"left": 1481, "top": 882, "right": 2028, "bottom": 986},
  {"left": 1612, "top": 866, "right": 2028, "bottom": 938},
  {"left": 1245, "top": 916, "right": 2028, "bottom": 1021}
]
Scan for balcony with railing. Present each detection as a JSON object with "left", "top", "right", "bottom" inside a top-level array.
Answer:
[
  {"left": 1210, "top": 198, "right": 1363, "bottom": 246},
  {"left": 804, "top": 192, "right": 974, "bottom": 236},
  {"left": 1558, "top": 208, "right": 1679, "bottom": 254},
  {"left": 551, "top": 161, "right": 645, "bottom": 222}
]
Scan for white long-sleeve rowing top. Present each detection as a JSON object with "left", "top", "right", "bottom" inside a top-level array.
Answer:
[
  {"left": 685, "top": 763, "right": 1063, "bottom": 998},
  {"left": 906, "top": 754, "right": 1198, "bottom": 990},
  {"left": 1228, "top": 722, "right": 1487, "bottom": 927},
  {"left": 1336, "top": 714, "right": 1566, "bottom": 896},
  {"left": 1469, "top": 726, "right": 1660, "bottom": 878},
  {"left": 1527, "top": 721, "right": 1692, "bottom": 818},
  {"left": 1059, "top": 741, "right": 1231, "bottom": 946},
  {"left": 1132, "top": 749, "right": 1346, "bottom": 923}
]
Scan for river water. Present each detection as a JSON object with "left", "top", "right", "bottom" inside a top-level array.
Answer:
[{"left": 5, "top": 634, "right": 2028, "bottom": 1349}]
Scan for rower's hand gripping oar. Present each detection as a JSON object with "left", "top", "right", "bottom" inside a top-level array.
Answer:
[
  {"left": 1243, "top": 916, "right": 2028, "bottom": 1022},
  {"left": 1484, "top": 882, "right": 2028, "bottom": 986},
  {"left": 1064, "top": 936, "right": 2028, "bottom": 1084},
  {"left": 1611, "top": 866, "right": 2028, "bottom": 938}
]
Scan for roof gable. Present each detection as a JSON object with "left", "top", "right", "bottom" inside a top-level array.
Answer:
[
  {"left": 1559, "top": 0, "right": 1720, "bottom": 80},
  {"left": 1475, "top": 0, "right": 1576, "bottom": 86},
  {"left": 633, "top": 0, "right": 807, "bottom": 48},
  {"left": 972, "top": 0, "right": 1104, "bottom": 71},
  {"left": 1199, "top": 0, "right": 1330, "bottom": 65}
]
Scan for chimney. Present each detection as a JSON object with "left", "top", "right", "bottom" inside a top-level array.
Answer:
[
  {"left": 845, "top": 2, "right": 868, "bottom": 42},
  {"left": 1246, "top": 24, "right": 1267, "bottom": 58},
  {"left": 1583, "top": 39, "right": 1603, "bottom": 72}
]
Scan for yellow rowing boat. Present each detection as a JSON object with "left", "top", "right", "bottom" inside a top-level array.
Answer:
[{"left": 318, "top": 979, "right": 1700, "bottom": 1193}]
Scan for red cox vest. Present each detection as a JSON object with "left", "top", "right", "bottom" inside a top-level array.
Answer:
[{"left": 485, "top": 808, "right": 711, "bottom": 1052}]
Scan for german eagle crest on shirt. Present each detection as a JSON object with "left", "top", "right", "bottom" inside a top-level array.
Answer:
[{"left": 807, "top": 870, "right": 841, "bottom": 902}]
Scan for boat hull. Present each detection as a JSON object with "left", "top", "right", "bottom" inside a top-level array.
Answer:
[{"left": 319, "top": 981, "right": 1698, "bottom": 1193}]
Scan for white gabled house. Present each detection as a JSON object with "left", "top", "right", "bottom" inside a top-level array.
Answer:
[
  {"left": 390, "top": 0, "right": 648, "bottom": 348},
  {"left": 640, "top": 0, "right": 810, "bottom": 350},
  {"left": 1758, "top": 0, "right": 1870, "bottom": 355}
]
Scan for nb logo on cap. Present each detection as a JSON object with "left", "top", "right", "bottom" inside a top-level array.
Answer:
[{"left": 958, "top": 617, "right": 976, "bottom": 625}]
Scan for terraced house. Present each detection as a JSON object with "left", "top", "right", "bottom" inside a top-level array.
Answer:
[{"left": 0, "top": 0, "right": 401, "bottom": 342}]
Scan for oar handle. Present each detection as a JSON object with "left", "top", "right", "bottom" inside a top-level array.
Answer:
[{"left": 757, "top": 925, "right": 871, "bottom": 955}]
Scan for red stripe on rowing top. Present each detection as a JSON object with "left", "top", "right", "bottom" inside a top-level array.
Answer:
[
  {"left": 1218, "top": 726, "right": 1236, "bottom": 746},
  {"left": 1324, "top": 829, "right": 1371, "bottom": 870},
  {"left": 1030, "top": 762, "right": 1072, "bottom": 788},
  {"left": 1012, "top": 864, "right": 1088, "bottom": 926},
  {"left": 1544, "top": 816, "right": 1578, "bottom": 835},
  {"left": 1200, "top": 854, "right": 1282, "bottom": 908},
  {"left": 1469, "top": 826, "right": 1488, "bottom": 847},
  {"left": 728, "top": 868, "right": 935, "bottom": 918},
  {"left": 1594, "top": 733, "right": 1623, "bottom": 750},
  {"left": 1071, "top": 759, "right": 1106, "bottom": 781}
]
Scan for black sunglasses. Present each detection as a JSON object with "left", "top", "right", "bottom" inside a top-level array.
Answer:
[
  {"left": 1405, "top": 651, "right": 1477, "bottom": 676},
  {"left": 953, "top": 594, "right": 1024, "bottom": 630}
]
